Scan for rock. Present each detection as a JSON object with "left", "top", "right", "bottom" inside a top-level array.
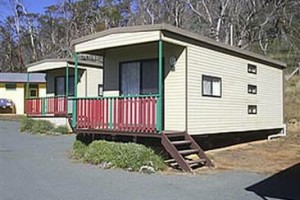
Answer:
[
  {"left": 98, "top": 162, "right": 112, "bottom": 169},
  {"left": 139, "top": 166, "right": 156, "bottom": 174}
]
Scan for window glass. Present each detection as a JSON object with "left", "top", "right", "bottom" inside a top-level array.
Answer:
[
  {"left": 120, "top": 59, "right": 158, "bottom": 96},
  {"left": 55, "top": 77, "right": 65, "bottom": 96},
  {"left": 68, "top": 76, "right": 75, "bottom": 96},
  {"left": 30, "top": 89, "right": 37, "bottom": 97},
  {"left": 203, "top": 76, "right": 212, "bottom": 96},
  {"left": 248, "top": 84, "right": 257, "bottom": 94},
  {"left": 248, "top": 105, "right": 257, "bottom": 114},
  {"left": 248, "top": 64, "right": 257, "bottom": 74},
  {"left": 5, "top": 83, "right": 16, "bottom": 90},
  {"left": 55, "top": 76, "right": 74, "bottom": 96},
  {"left": 212, "top": 78, "right": 221, "bottom": 96},
  {"left": 141, "top": 59, "right": 158, "bottom": 95},
  {"left": 120, "top": 62, "right": 140, "bottom": 95}
]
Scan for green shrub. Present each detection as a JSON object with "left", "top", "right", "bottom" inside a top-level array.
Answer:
[
  {"left": 20, "top": 117, "right": 35, "bottom": 132},
  {"left": 83, "top": 140, "right": 166, "bottom": 171},
  {"left": 51, "top": 125, "right": 69, "bottom": 135},
  {"left": 72, "top": 140, "right": 88, "bottom": 160},
  {"left": 31, "top": 119, "right": 54, "bottom": 134}
]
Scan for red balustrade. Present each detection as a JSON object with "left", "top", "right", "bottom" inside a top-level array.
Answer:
[
  {"left": 76, "top": 96, "right": 158, "bottom": 133},
  {"left": 25, "top": 96, "right": 67, "bottom": 116}
]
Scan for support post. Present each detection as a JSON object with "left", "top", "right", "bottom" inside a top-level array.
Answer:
[
  {"left": 157, "top": 40, "right": 163, "bottom": 133},
  {"left": 72, "top": 54, "right": 78, "bottom": 128},
  {"left": 26, "top": 72, "right": 30, "bottom": 98},
  {"left": 66, "top": 63, "right": 69, "bottom": 115}
]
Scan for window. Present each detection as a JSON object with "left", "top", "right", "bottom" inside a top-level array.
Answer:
[
  {"left": 120, "top": 59, "right": 159, "bottom": 95},
  {"left": 248, "top": 84, "right": 257, "bottom": 94},
  {"left": 55, "top": 76, "right": 75, "bottom": 96},
  {"left": 202, "top": 75, "right": 222, "bottom": 97},
  {"left": 30, "top": 89, "right": 37, "bottom": 97},
  {"left": 248, "top": 64, "right": 257, "bottom": 74},
  {"left": 5, "top": 83, "right": 16, "bottom": 90},
  {"left": 98, "top": 84, "right": 103, "bottom": 96},
  {"left": 248, "top": 105, "right": 257, "bottom": 114}
]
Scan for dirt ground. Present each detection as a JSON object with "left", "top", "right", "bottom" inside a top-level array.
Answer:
[{"left": 202, "top": 123, "right": 300, "bottom": 174}]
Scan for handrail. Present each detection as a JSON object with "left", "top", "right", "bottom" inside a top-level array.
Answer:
[
  {"left": 26, "top": 95, "right": 67, "bottom": 100},
  {"left": 69, "top": 94, "right": 159, "bottom": 100}
]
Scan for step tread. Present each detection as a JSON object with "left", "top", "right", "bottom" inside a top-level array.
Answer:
[
  {"left": 169, "top": 159, "right": 206, "bottom": 167},
  {"left": 164, "top": 159, "right": 176, "bottom": 163},
  {"left": 178, "top": 149, "right": 199, "bottom": 155},
  {"left": 171, "top": 140, "right": 191, "bottom": 145}
]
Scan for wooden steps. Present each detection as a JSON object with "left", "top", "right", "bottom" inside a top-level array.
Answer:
[{"left": 161, "top": 131, "right": 214, "bottom": 172}]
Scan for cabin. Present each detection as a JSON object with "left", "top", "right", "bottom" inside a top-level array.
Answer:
[
  {"left": 28, "top": 24, "right": 286, "bottom": 172},
  {"left": 26, "top": 59, "right": 102, "bottom": 127},
  {"left": 0, "top": 73, "right": 46, "bottom": 114}
]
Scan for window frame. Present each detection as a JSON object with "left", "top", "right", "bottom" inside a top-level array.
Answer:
[
  {"left": 248, "top": 105, "right": 257, "bottom": 115},
  {"left": 119, "top": 58, "right": 160, "bottom": 96},
  {"left": 202, "top": 75, "right": 222, "bottom": 98},
  {"left": 248, "top": 64, "right": 257, "bottom": 74},
  {"left": 248, "top": 84, "right": 257, "bottom": 94}
]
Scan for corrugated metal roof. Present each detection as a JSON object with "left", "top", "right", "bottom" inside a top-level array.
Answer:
[{"left": 0, "top": 73, "right": 46, "bottom": 83}]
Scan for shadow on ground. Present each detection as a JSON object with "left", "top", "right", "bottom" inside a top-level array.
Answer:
[{"left": 245, "top": 163, "right": 300, "bottom": 200}]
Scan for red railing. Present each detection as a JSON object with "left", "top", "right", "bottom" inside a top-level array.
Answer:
[
  {"left": 26, "top": 96, "right": 67, "bottom": 116},
  {"left": 75, "top": 95, "right": 158, "bottom": 133}
]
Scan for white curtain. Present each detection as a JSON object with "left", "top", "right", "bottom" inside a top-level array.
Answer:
[
  {"left": 212, "top": 79, "right": 221, "bottom": 96},
  {"left": 203, "top": 78, "right": 211, "bottom": 95}
]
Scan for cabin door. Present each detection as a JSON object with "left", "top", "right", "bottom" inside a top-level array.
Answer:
[{"left": 120, "top": 62, "right": 140, "bottom": 95}]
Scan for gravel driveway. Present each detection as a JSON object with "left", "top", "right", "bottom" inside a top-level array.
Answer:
[{"left": 0, "top": 120, "right": 294, "bottom": 200}]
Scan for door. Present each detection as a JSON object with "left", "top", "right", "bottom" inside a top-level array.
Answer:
[{"left": 120, "top": 62, "right": 140, "bottom": 95}]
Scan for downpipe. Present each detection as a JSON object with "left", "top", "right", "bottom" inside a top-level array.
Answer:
[{"left": 268, "top": 124, "right": 287, "bottom": 140}]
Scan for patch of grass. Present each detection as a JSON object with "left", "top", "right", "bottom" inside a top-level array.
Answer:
[
  {"left": 51, "top": 125, "right": 69, "bottom": 135},
  {"left": 20, "top": 117, "right": 35, "bottom": 132},
  {"left": 77, "top": 140, "right": 166, "bottom": 172},
  {"left": 72, "top": 140, "right": 88, "bottom": 160},
  {"left": 20, "top": 118, "right": 69, "bottom": 135},
  {"left": 31, "top": 119, "right": 54, "bottom": 134}
]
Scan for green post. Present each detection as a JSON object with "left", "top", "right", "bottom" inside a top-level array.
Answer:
[
  {"left": 42, "top": 98, "right": 46, "bottom": 116},
  {"left": 157, "top": 40, "right": 163, "bottom": 133},
  {"left": 66, "top": 63, "right": 69, "bottom": 98},
  {"left": 66, "top": 63, "right": 69, "bottom": 115},
  {"left": 72, "top": 54, "right": 78, "bottom": 128},
  {"left": 26, "top": 72, "right": 30, "bottom": 98}
]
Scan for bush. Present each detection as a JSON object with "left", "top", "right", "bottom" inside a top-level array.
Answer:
[
  {"left": 83, "top": 140, "right": 166, "bottom": 171},
  {"left": 20, "top": 118, "right": 70, "bottom": 136},
  {"left": 31, "top": 119, "right": 54, "bottom": 134},
  {"left": 20, "top": 117, "right": 35, "bottom": 132},
  {"left": 72, "top": 140, "right": 88, "bottom": 160},
  {"left": 51, "top": 125, "right": 69, "bottom": 135}
]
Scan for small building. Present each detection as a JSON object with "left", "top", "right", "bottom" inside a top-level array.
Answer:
[
  {"left": 25, "top": 59, "right": 103, "bottom": 127},
  {"left": 26, "top": 24, "right": 286, "bottom": 172},
  {"left": 0, "top": 73, "right": 46, "bottom": 114}
]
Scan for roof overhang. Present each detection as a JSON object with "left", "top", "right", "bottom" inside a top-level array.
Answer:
[
  {"left": 71, "top": 23, "right": 286, "bottom": 69},
  {"left": 26, "top": 59, "right": 102, "bottom": 73}
]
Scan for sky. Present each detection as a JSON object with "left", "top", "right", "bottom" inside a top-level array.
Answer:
[{"left": 0, "top": 0, "right": 59, "bottom": 19}]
